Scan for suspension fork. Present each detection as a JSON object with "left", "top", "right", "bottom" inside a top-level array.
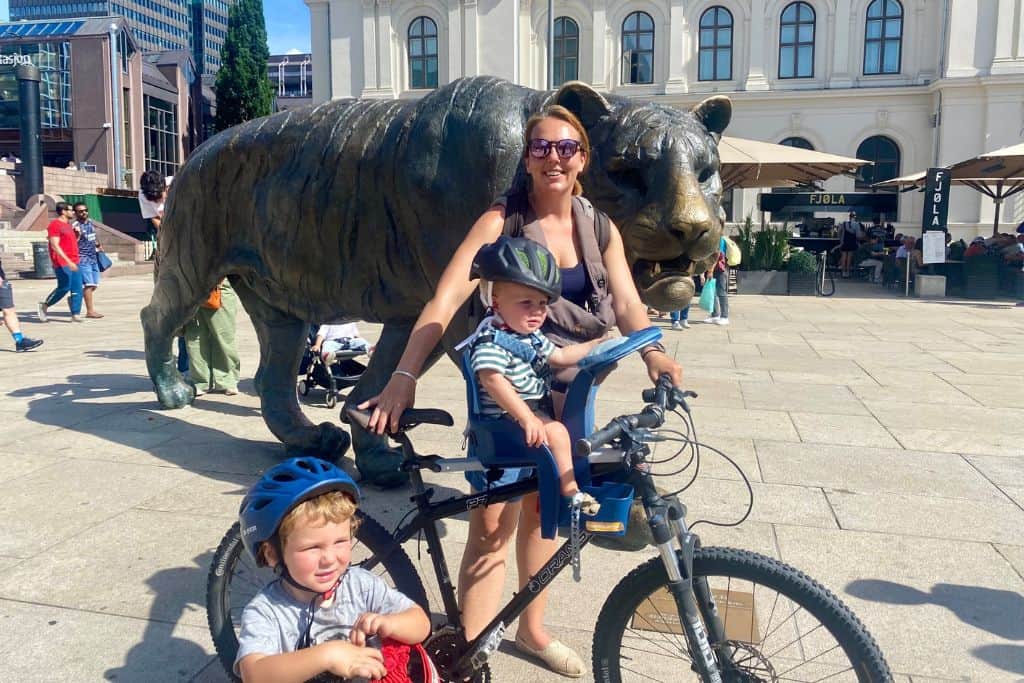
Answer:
[{"left": 639, "top": 479, "right": 730, "bottom": 682}]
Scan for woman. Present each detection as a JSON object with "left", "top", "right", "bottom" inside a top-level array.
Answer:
[
  {"left": 701, "top": 236, "right": 730, "bottom": 325},
  {"left": 186, "top": 279, "right": 241, "bottom": 396},
  {"left": 361, "top": 106, "right": 681, "bottom": 677}
]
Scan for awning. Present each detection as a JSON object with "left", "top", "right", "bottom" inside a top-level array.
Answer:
[
  {"left": 872, "top": 142, "right": 1024, "bottom": 234},
  {"left": 718, "top": 136, "right": 869, "bottom": 191}
]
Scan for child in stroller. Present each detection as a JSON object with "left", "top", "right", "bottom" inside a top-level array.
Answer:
[{"left": 297, "top": 322, "right": 370, "bottom": 408}]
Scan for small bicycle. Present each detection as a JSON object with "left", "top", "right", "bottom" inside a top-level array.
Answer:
[{"left": 207, "top": 329, "right": 891, "bottom": 682}]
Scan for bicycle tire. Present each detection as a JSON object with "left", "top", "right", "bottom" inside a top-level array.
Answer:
[
  {"left": 206, "top": 513, "right": 428, "bottom": 680},
  {"left": 592, "top": 546, "right": 892, "bottom": 682},
  {"left": 817, "top": 261, "right": 835, "bottom": 297}
]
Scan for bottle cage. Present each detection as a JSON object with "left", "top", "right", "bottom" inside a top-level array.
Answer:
[{"left": 459, "top": 326, "right": 663, "bottom": 539}]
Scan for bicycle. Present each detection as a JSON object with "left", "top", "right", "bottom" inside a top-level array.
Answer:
[
  {"left": 207, "top": 328, "right": 892, "bottom": 682},
  {"left": 815, "top": 249, "right": 836, "bottom": 297}
]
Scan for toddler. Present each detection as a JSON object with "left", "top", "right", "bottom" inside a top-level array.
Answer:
[
  {"left": 235, "top": 457, "right": 431, "bottom": 683},
  {"left": 466, "top": 237, "right": 603, "bottom": 514}
]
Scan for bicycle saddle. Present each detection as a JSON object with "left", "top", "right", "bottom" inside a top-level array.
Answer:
[{"left": 343, "top": 407, "right": 455, "bottom": 432}]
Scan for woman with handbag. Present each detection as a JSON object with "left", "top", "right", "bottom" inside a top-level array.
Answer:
[
  {"left": 701, "top": 236, "right": 730, "bottom": 326},
  {"left": 186, "top": 280, "right": 241, "bottom": 396}
]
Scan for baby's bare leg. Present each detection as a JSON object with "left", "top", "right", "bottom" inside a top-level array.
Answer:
[{"left": 540, "top": 417, "right": 578, "bottom": 497}]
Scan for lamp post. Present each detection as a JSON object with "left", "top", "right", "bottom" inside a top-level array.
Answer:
[
  {"left": 548, "top": 0, "right": 555, "bottom": 89},
  {"left": 15, "top": 64, "right": 43, "bottom": 207},
  {"left": 108, "top": 23, "right": 125, "bottom": 189}
]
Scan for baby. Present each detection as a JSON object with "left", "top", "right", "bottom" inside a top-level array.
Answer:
[{"left": 468, "top": 237, "right": 603, "bottom": 514}]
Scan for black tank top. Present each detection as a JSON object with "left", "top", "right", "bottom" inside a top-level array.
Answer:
[{"left": 560, "top": 263, "right": 592, "bottom": 308}]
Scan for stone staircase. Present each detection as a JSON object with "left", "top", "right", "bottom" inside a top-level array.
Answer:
[{"left": 0, "top": 228, "right": 152, "bottom": 279}]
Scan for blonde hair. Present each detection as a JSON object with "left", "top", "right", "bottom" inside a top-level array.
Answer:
[
  {"left": 524, "top": 105, "right": 590, "bottom": 196},
  {"left": 257, "top": 490, "right": 360, "bottom": 567}
]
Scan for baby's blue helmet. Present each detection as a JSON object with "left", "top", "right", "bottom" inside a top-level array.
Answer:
[{"left": 239, "top": 457, "right": 360, "bottom": 561}]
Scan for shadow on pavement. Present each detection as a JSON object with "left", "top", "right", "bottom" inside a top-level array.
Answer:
[
  {"left": 104, "top": 551, "right": 215, "bottom": 682},
  {"left": 85, "top": 349, "right": 148, "bottom": 360},
  {"left": 846, "top": 578, "right": 1024, "bottom": 674}
]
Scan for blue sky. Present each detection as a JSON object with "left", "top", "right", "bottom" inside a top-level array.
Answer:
[{"left": 0, "top": 0, "right": 312, "bottom": 54}]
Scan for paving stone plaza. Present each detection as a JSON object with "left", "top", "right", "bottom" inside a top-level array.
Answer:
[{"left": 0, "top": 274, "right": 1021, "bottom": 682}]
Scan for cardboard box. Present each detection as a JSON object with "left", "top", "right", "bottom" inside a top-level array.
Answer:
[{"left": 631, "top": 587, "right": 761, "bottom": 644}]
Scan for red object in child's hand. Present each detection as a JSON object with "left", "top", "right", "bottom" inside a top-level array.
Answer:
[{"left": 371, "top": 639, "right": 439, "bottom": 683}]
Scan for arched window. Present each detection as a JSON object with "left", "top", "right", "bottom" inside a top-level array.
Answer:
[
  {"left": 780, "top": 136, "right": 814, "bottom": 150},
  {"left": 408, "top": 17, "right": 438, "bottom": 89},
  {"left": 622, "top": 11, "right": 654, "bottom": 84},
  {"left": 553, "top": 17, "right": 579, "bottom": 86},
  {"left": 698, "top": 7, "right": 732, "bottom": 81},
  {"left": 864, "top": 0, "right": 902, "bottom": 75},
  {"left": 856, "top": 135, "right": 900, "bottom": 189},
  {"left": 779, "top": 2, "right": 815, "bottom": 79}
]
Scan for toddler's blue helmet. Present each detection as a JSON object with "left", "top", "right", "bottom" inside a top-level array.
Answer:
[{"left": 239, "top": 457, "right": 360, "bottom": 561}]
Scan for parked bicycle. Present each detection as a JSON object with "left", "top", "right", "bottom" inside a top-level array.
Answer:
[
  {"left": 815, "top": 249, "right": 836, "bottom": 297},
  {"left": 207, "top": 329, "right": 890, "bottom": 682}
]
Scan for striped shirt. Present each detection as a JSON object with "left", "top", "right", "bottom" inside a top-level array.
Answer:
[{"left": 470, "top": 326, "right": 555, "bottom": 416}]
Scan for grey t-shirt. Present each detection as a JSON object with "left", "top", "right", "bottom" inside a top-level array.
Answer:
[{"left": 234, "top": 567, "right": 416, "bottom": 674}]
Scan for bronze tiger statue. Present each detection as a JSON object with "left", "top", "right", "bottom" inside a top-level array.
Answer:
[{"left": 141, "top": 77, "right": 730, "bottom": 484}]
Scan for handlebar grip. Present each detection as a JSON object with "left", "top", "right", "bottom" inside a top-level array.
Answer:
[
  {"left": 634, "top": 410, "right": 663, "bottom": 429},
  {"left": 575, "top": 420, "right": 624, "bottom": 458}
]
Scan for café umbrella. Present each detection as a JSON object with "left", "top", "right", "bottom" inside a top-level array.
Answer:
[
  {"left": 718, "top": 136, "right": 869, "bottom": 190},
  {"left": 873, "top": 142, "right": 1024, "bottom": 235}
]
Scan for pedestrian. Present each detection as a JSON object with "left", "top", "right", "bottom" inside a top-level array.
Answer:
[
  {"left": 670, "top": 275, "right": 704, "bottom": 329},
  {"left": 138, "top": 170, "right": 168, "bottom": 259},
  {"left": 702, "top": 237, "right": 730, "bottom": 326},
  {"left": 72, "top": 203, "right": 105, "bottom": 319},
  {"left": 0, "top": 259, "right": 43, "bottom": 352},
  {"left": 38, "top": 202, "right": 84, "bottom": 323},
  {"left": 838, "top": 211, "right": 864, "bottom": 278},
  {"left": 186, "top": 279, "right": 241, "bottom": 396}
]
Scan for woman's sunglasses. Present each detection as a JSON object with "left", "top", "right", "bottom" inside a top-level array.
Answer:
[{"left": 528, "top": 138, "right": 582, "bottom": 160}]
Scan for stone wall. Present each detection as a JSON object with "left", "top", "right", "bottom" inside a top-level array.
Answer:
[{"left": 0, "top": 163, "right": 109, "bottom": 207}]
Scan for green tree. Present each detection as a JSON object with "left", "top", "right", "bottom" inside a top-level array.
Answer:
[{"left": 214, "top": 0, "right": 273, "bottom": 132}]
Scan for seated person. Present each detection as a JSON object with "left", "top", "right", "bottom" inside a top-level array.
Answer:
[
  {"left": 235, "top": 458, "right": 432, "bottom": 683},
  {"left": 311, "top": 322, "right": 371, "bottom": 363},
  {"left": 965, "top": 236, "right": 988, "bottom": 258},
  {"left": 857, "top": 235, "right": 885, "bottom": 284},
  {"left": 1007, "top": 232, "right": 1024, "bottom": 271},
  {"left": 465, "top": 237, "right": 605, "bottom": 514},
  {"left": 895, "top": 234, "right": 923, "bottom": 275}
]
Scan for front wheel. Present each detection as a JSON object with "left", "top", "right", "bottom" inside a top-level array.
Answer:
[{"left": 592, "top": 547, "right": 891, "bottom": 682}]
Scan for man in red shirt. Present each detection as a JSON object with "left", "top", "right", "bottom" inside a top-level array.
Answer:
[{"left": 38, "top": 202, "right": 84, "bottom": 323}]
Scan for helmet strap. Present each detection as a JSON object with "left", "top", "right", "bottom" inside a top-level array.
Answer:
[{"left": 478, "top": 280, "right": 494, "bottom": 309}]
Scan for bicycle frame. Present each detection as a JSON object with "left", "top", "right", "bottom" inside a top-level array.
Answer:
[
  {"left": 384, "top": 423, "right": 737, "bottom": 681},
  {"left": 381, "top": 430, "right": 602, "bottom": 677}
]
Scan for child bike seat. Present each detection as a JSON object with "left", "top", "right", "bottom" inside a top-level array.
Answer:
[{"left": 459, "top": 326, "right": 663, "bottom": 539}]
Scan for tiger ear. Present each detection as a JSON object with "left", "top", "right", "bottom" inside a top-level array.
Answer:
[
  {"left": 692, "top": 96, "right": 732, "bottom": 135},
  {"left": 549, "top": 81, "right": 613, "bottom": 129}
]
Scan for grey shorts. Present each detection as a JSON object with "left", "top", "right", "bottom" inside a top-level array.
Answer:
[{"left": 0, "top": 281, "right": 14, "bottom": 309}]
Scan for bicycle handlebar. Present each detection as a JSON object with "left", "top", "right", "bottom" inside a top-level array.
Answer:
[{"left": 575, "top": 376, "right": 697, "bottom": 457}]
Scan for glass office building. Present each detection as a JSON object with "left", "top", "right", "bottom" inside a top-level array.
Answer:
[
  {"left": 10, "top": 0, "right": 231, "bottom": 75},
  {"left": 0, "top": 17, "right": 197, "bottom": 188}
]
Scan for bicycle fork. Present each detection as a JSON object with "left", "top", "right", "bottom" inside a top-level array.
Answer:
[{"left": 644, "top": 492, "right": 729, "bottom": 683}]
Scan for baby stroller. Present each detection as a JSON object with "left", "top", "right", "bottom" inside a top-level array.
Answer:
[{"left": 297, "top": 325, "right": 368, "bottom": 409}]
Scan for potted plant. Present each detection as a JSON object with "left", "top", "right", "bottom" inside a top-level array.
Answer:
[
  {"left": 787, "top": 249, "right": 817, "bottom": 295},
  {"left": 734, "top": 215, "right": 790, "bottom": 295}
]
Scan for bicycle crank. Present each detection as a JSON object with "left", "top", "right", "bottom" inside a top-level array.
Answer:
[{"left": 424, "top": 628, "right": 492, "bottom": 683}]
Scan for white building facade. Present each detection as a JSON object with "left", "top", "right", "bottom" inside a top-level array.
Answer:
[{"left": 304, "top": 0, "right": 1024, "bottom": 235}]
